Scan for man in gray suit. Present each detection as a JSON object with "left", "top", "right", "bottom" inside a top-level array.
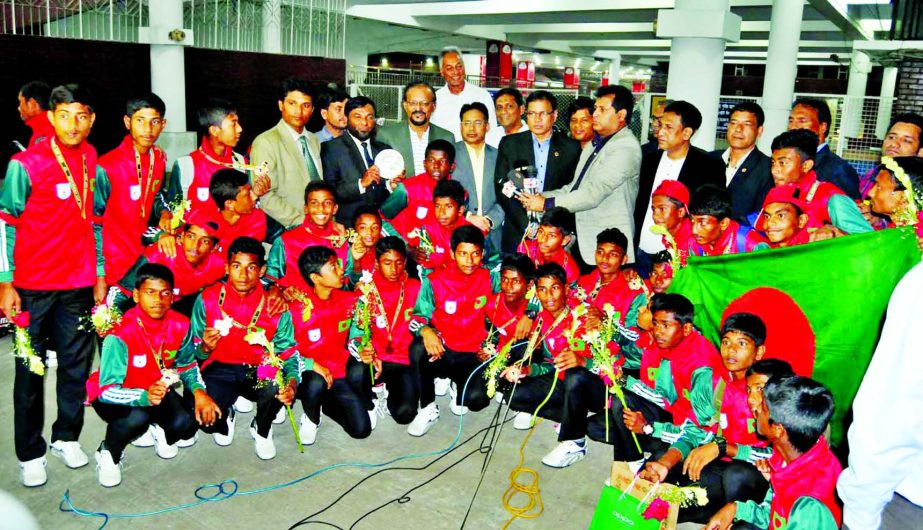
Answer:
[
  {"left": 376, "top": 80, "right": 454, "bottom": 177},
  {"left": 520, "top": 85, "right": 641, "bottom": 263},
  {"left": 454, "top": 102, "right": 504, "bottom": 252},
  {"left": 250, "top": 77, "right": 323, "bottom": 227}
]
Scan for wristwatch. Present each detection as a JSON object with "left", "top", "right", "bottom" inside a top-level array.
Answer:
[
  {"left": 642, "top": 423, "right": 654, "bottom": 436},
  {"left": 715, "top": 435, "right": 728, "bottom": 458}
]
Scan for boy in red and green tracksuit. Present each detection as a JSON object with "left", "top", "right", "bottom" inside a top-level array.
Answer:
[
  {"left": 688, "top": 185, "right": 769, "bottom": 257},
  {"left": 294, "top": 245, "right": 371, "bottom": 442},
  {"left": 0, "top": 84, "right": 110, "bottom": 483},
  {"left": 347, "top": 237, "right": 422, "bottom": 426},
  {"left": 164, "top": 99, "right": 247, "bottom": 222},
  {"left": 86, "top": 263, "right": 221, "bottom": 486},
  {"left": 206, "top": 168, "right": 283, "bottom": 255},
  {"left": 407, "top": 225, "right": 499, "bottom": 435},
  {"left": 184, "top": 236, "right": 299, "bottom": 458},
  {"left": 484, "top": 254, "right": 536, "bottom": 356},
  {"left": 100, "top": 95, "right": 169, "bottom": 289},
  {"left": 755, "top": 186, "right": 814, "bottom": 249},
  {"left": 517, "top": 207, "right": 580, "bottom": 286},
  {"left": 651, "top": 180, "right": 696, "bottom": 267},
  {"left": 344, "top": 205, "right": 397, "bottom": 288},
  {"left": 706, "top": 375, "right": 842, "bottom": 530},
  {"left": 380, "top": 139, "right": 455, "bottom": 237}
]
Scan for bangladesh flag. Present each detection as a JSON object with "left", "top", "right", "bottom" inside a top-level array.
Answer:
[{"left": 668, "top": 227, "right": 920, "bottom": 444}]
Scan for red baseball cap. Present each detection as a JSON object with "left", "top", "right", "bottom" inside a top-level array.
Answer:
[
  {"left": 653, "top": 180, "right": 689, "bottom": 207},
  {"left": 184, "top": 208, "right": 221, "bottom": 239},
  {"left": 755, "top": 185, "right": 808, "bottom": 232}
]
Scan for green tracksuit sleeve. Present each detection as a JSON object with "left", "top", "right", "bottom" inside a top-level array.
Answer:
[
  {"left": 379, "top": 183, "right": 409, "bottom": 219},
  {"left": 182, "top": 295, "right": 209, "bottom": 362},
  {"left": 0, "top": 160, "right": 31, "bottom": 282},
  {"left": 735, "top": 490, "right": 837, "bottom": 530},
  {"left": 97, "top": 335, "right": 150, "bottom": 407},
  {"left": 827, "top": 194, "right": 873, "bottom": 234},
  {"left": 94, "top": 165, "right": 111, "bottom": 277},
  {"left": 273, "top": 311, "right": 302, "bottom": 384},
  {"left": 411, "top": 276, "right": 436, "bottom": 332},
  {"left": 620, "top": 293, "right": 648, "bottom": 369},
  {"left": 265, "top": 238, "right": 287, "bottom": 284}
]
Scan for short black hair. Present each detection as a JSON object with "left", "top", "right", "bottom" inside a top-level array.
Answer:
[
  {"left": 375, "top": 236, "right": 408, "bottom": 260},
  {"left": 729, "top": 101, "right": 765, "bottom": 127},
  {"left": 317, "top": 88, "right": 349, "bottom": 110},
  {"left": 209, "top": 168, "right": 248, "bottom": 210},
  {"left": 720, "top": 312, "right": 767, "bottom": 347},
  {"left": 20, "top": 81, "right": 51, "bottom": 111},
  {"left": 539, "top": 206, "right": 575, "bottom": 236},
  {"left": 460, "top": 102, "right": 489, "bottom": 122},
  {"left": 649, "top": 293, "right": 694, "bottom": 325},
  {"left": 651, "top": 250, "right": 673, "bottom": 266},
  {"left": 49, "top": 84, "right": 95, "bottom": 113},
  {"left": 198, "top": 98, "right": 236, "bottom": 130},
  {"left": 126, "top": 93, "right": 166, "bottom": 119},
  {"left": 182, "top": 220, "right": 220, "bottom": 242},
  {"left": 351, "top": 204, "right": 381, "bottom": 228},
  {"left": 664, "top": 100, "right": 702, "bottom": 131},
  {"left": 689, "top": 185, "right": 733, "bottom": 220},
  {"left": 596, "top": 227, "right": 628, "bottom": 254},
  {"left": 566, "top": 96, "right": 595, "bottom": 122},
  {"left": 425, "top": 139, "right": 456, "bottom": 164},
  {"left": 535, "top": 262, "right": 567, "bottom": 287},
  {"left": 228, "top": 236, "right": 266, "bottom": 266},
  {"left": 889, "top": 112, "right": 923, "bottom": 138},
  {"left": 433, "top": 179, "right": 467, "bottom": 208},
  {"left": 403, "top": 80, "right": 436, "bottom": 103},
  {"left": 345, "top": 96, "right": 376, "bottom": 117},
  {"left": 298, "top": 245, "right": 336, "bottom": 287},
  {"left": 746, "top": 359, "right": 795, "bottom": 380},
  {"left": 526, "top": 90, "right": 557, "bottom": 112},
  {"left": 278, "top": 76, "right": 315, "bottom": 102},
  {"left": 771, "top": 129, "right": 818, "bottom": 162},
  {"left": 595, "top": 85, "right": 635, "bottom": 120},
  {"left": 494, "top": 87, "right": 524, "bottom": 107},
  {"left": 135, "top": 262, "right": 175, "bottom": 290},
  {"left": 792, "top": 98, "right": 831, "bottom": 129},
  {"left": 501, "top": 253, "right": 536, "bottom": 282},
  {"left": 450, "top": 224, "right": 484, "bottom": 252},
  {"left": 304, "top": 180, "right": 338, "bottom": 205},
  {"left": 763, "top": 375, "right": 834, "bottom": 453}
]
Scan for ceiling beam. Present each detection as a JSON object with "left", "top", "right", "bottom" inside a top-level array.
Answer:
[{"left": 346, "top": 0, "right": 774, "bottom": 18}]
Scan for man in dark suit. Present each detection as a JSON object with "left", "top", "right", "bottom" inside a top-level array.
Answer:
[
  {"left": 788, "top": 98, "right": 860, "bottom": 199},
  {"left": 708, "top": 101, "right": 774, "bottom": 225},
  {"left": 494, "top": 90, "right": 581, "bottom": 254},
  {"left": 641, "top": 98, "right": 671, "bottom": 158},
  {"left": 321, "top": 96, "right": 393, "bottom": 224},
  {"left": 634, "top": 100, "right": 725, "bottom": 256},
  {"left": 454, "top": 102, "right": 503, "bottom": 252}
]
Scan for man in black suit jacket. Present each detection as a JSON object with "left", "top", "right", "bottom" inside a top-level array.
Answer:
[
  {"left": 321, "top": 96, "right": 392, "bottom": 224},
  {"left": 788, "top": 98, "right": 860, "bottom": 199},
  {"left": 634, "top": 101, "right": 725, "bottom": 251},
  {"left": 708, "top": 101, "right": 774, "bottom": 225},
  {"left": 494, "top": 91, "right": 581, "bottom": 253}
]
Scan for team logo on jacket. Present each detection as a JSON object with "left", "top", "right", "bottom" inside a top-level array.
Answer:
[
  {"left": 416, "top": 206, "right": 428, "bottom": 219},
  {"left": 445, "top": 301, "right": 457, "bottom": 314},
  {"left": 130, "top": 184, "right": 142, "bottom": 201},
  {"left": 56, "top": 183, "right": 72, "bottom": 200},
  {"left": 173, "top": 288, "right": 181, "bottom": 296},
  {"left": 720, "top": 413, "right": 729, "bottom": 430},
  {"left": 132, "top": 354, "right": 147, "bottom": 368},
  {"left": 308, "top": 329, "right": 321, "bottom": 342},
  {"left": 376, "top": 315, "right": 387, "bottom": 328},
  {"left": 197, "top": 187, "right": 209, "bottom": 202}
]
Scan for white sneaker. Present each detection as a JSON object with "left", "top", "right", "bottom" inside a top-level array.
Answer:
[
  {"left": 20, "top": 457, "right": 47, "bottom": 487},
  {"left": 552, "top": 422, "right": 561, "bottom": 435},
  {"left": 298, "top": 414, "right": 319, "bottom": 445},
  {"left": 372, "top": 396, "right": 389, "bottom": 419},
  {"left": 368, "top": 409, "right": 378, "bottom": 431},
  {"left": 233, "top": 396, "right": 254, "bottom": 413},
  {"left": 541, "top": 439, "right": 588, "bottom": 469},
  {"left": 495, "top": 391, "right": 505, "bottom": 404},
  {"left": 46, "top": 350, "right": 58, "bottom": 369},
  {"left": 373, "top": 384, "right": 391, "bottom": 416},
  {"left": 150, "top": 424, "right": 178, "bottom": 459},
  {"left": 407, "top": 403, "right": 440, "bottom": 437},
  {"left": 177, "top": 433, "right": 198, "bottom": 448},
  {"left": 131, "top": 426, "right": 156, "bottom": 448},
  {"left": 50, "top": 440, "right": 89, "bottom": 469},
  {"left": 434, "top": 378, "right": 450, "bottom": 397},
  {"left": 95, "top": 449, "right": 122, "bottom": 487},
  {"left": 272, "top": 407, "right": 286, "bottom": 424},
  {"left": 213, "top": 409, "right": 236, "bottom": 447},
  {"left": 448, "top": 382, "right": 468, "bottom": 416},
  {"left": 249, "top": 420, "right": 276, "bottom": 460},
  {"left": 513, "top": 412, "right": 534, "bottom": 430}
]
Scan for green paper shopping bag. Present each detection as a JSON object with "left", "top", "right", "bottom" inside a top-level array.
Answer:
[{"left": 588, "top": 462, "right": 679, "bottom": 530}]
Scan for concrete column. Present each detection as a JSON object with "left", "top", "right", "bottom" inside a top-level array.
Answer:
[
  {"left": 657, "top": 0, "right": 740, "bottom": 151},
  {"left": 876, "top": 66, "right": 898, "bottom": 139},
  {"left": 262, "top": 0, "right": 282, "bottom": 54},
  {"left": 843, "top": 50, "right": 871, "bottom": 139},
  {"left": 757, "top": 0, "right": 803, "bottom": 154},
  {"left": 606, "top": 56, "right": 621, "bottom": 86}
]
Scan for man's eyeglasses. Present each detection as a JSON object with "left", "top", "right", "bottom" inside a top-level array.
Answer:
[{"left": 406, "top": 100, "right": 433, "bottom": 109}]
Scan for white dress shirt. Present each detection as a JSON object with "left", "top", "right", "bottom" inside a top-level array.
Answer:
[
  {"left": 638, "top": 152, "right": 686, "bottom": 254},
  {"left": 430, "top": 82, "right": 497, "bottom": 142},
  {"left": 408, "top": 125, "right": 430, "bottom": 176},
  {"left": 721, "top": 147, "right": 754, "bottom": 187}
]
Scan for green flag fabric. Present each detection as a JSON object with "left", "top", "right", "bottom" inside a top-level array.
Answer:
[{"left": 668, "top": 227, "right": 920, "bottom": 444}]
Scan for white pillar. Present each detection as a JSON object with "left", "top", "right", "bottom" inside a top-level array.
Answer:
[
  {"left": 657, "top": 0, "right": 740, "bottom": 151},
  {"left": 843, "top": 50, "right": 871, "bottom": 138},
  {"left": 757, "top": 0, "right": 803, "bottom": 154},
  {"left": 876, "top": 66, "right": 898, "bottom": 139},
  {"left": 606, "top": 56, "right": 621, "bottom": 86},
  {"left": 261, "top": 0, "right": 282, "bottom": 54}
]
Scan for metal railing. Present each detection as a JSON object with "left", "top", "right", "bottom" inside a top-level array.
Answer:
[{"left": 1, "top": 0, "right": 146, "bottom": 42}]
